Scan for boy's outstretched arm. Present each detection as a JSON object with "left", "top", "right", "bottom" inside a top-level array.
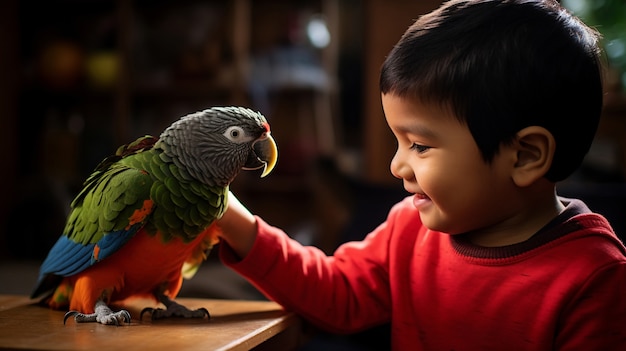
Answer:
[
  {"left": 215, "top": 190, "right": 394, "bottom": 334},
  {"left": 217, "top": 191, "right": 258, "bottom": 259}
]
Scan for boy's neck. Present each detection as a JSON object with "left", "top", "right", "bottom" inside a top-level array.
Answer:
[{"left": 466, "top": 185, "right": 565, "bottom": 247}]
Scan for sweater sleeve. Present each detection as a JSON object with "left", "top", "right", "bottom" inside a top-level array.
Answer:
[{"left": 219, "top": 215, "right": 395, "bottom": 333}]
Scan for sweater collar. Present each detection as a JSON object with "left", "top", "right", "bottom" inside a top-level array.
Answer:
[{"left": 450, "top": 198, "right": 590, "bottom": 259}]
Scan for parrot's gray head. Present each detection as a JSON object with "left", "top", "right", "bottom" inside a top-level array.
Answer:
[{"left": 157, "top": 106, "right": 278, "bottom": 188}]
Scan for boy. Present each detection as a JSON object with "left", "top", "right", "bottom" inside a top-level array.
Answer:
[{"left": 217, "top": 0, "right": 626, "bottom": 349}]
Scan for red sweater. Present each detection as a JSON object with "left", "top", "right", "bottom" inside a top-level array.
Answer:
[{"left": 220, "top": 197, "right": 626, "bottom": 350}]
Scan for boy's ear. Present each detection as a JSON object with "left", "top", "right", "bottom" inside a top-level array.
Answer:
[{"left": 510, "top": 126, "right": 556, "bottom": 187}]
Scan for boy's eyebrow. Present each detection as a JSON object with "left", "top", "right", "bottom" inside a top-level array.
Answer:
[{"left": 395, "top": 123, "right": 439, "bottom": 139}]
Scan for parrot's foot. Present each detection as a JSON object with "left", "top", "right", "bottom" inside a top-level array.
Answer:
[
  {"left": 140, "top": 302, "right": 210, "bottom": 320},
  {"left": 63, "top": 300, "right": 131, "bottom": 326}
]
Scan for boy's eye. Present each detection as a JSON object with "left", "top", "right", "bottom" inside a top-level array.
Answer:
[{"left": 410, "top": 143, "right": 430, "bottom": 153}]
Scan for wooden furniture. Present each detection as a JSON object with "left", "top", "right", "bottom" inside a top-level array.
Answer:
[
  {"left": 361, "top": 0, "right": 443, "bottom": 185},
  {"left": 0, "top": 295, "right": 304, "bottom": 351}
]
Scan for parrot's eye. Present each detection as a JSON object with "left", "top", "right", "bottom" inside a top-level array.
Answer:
[{"left": 223, "top": 126, "right": 253, "bottom": 143}]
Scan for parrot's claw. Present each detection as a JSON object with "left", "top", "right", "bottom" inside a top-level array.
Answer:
[
  {"left": 63, "top": 311, "right": 87, "bottom": 325},
  {"left": 63, "top": 300, "right": 131, "bottom": 326},
  {"left": 62, "top": 310, "right": 132, "bottom": 326},
  {"left": 140, "top": 305, "right": 210, "bottom": 321}
]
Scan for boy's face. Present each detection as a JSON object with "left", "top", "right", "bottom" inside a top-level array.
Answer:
[{"left": 383, "top": 93, "right": 518, "bottom": 236}]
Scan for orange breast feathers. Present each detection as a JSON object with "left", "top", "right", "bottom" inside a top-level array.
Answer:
[{"left": 50, "top": 224, "right": 221, "bottom": 314}]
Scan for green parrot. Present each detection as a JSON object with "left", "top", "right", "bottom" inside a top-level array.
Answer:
[{"left": 30, "top": 106, "right": 278, "bottom": 325}]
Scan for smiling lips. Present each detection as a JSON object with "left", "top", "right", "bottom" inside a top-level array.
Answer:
[{"left": 412, "top": 193, "right": 431, "bottom": 209}]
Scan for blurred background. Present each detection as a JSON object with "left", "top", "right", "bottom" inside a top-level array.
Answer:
[
  {"left": 0, "top": 0, "right": 624, "bottom": 346},
  {"left": 0, "top": 0, "right": 446, "bottom": 297}
]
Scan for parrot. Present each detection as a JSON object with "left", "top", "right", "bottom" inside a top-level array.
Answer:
[{"left": 30, "top": 106, "right": 278, "bottom": 325}]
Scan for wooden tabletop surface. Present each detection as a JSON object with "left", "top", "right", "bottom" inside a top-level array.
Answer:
[{"left": 0, "top": 295, "right": 303, "bottom": 351}]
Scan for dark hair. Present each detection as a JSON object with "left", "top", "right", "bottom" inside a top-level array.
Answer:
[{"left": 380, "top": 0, "right": 604, "bottom": 182}]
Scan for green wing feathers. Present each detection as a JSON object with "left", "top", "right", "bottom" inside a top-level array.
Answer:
[
  {"left": 120, "top": 146, "right": 229, "bottom": 243},
  {"left": 64, "top": 134, "right": 228, "bottom": 247},
  {"left": 64, "top": 162, "right": 154, "bottom": 245}
]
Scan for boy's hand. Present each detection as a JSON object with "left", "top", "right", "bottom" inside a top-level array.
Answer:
[{"left": 217, "top": 191, "right": 258, "bottom": 259}]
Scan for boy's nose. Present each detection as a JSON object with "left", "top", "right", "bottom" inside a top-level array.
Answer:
[{"left": 390, "top": 150, "right": 410, "bottom": 180}]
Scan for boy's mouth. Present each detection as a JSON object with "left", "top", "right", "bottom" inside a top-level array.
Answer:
[{"left": 412, "top": 193, "right": 431, "bottom": 209}]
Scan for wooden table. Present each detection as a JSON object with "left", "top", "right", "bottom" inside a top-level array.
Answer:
[{"left": 0, "top": 295, "right": 303, "bottom": 350}]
